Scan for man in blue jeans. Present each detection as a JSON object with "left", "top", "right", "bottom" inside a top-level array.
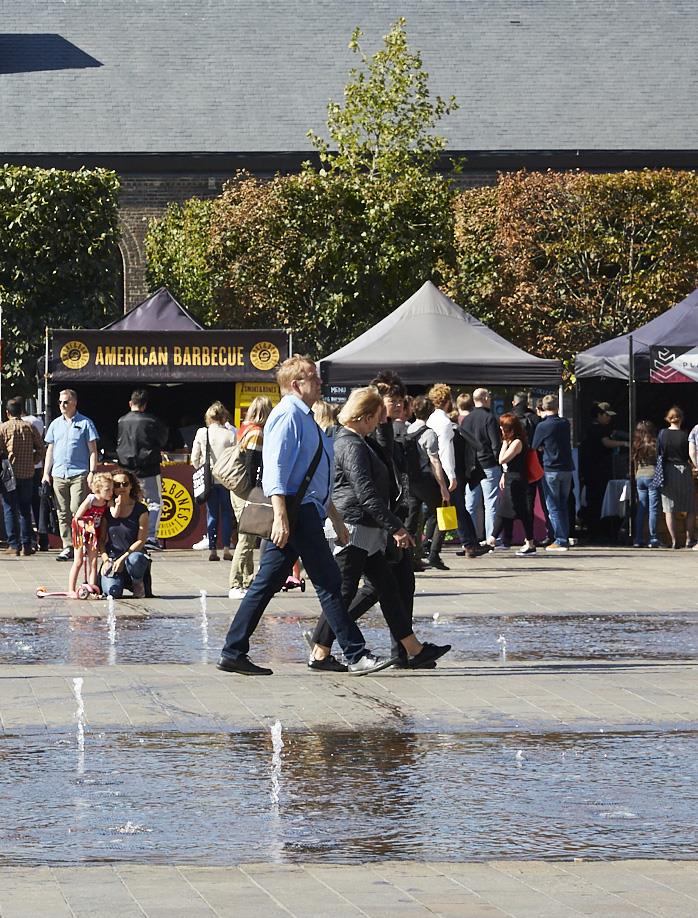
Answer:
[
  {"left": 218, "top": 356, "right": 393, "bottom": 677},
  {"left": 531, "top": 395, "right": 574, "bottom": 551},
  {"left": 461, "top": 388, "right": 502, "bottom": 543},
  {"left": 0, "top": 397, "right": 45, "bottom": 556}
]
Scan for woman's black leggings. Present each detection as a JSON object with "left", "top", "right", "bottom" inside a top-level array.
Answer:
[
  {"left": 311, "top": 544, "right": 413, "bottom": 650},
  {"left": 492, "top": 478, "right": 534, "bottom": 541}
]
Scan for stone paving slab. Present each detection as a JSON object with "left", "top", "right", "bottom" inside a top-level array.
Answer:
[
  {"left": 0, "top": 660, "right": 696, "bottom": 734},
  {"left": 4, "top": 545, "right": 698, "bottom": 620},
  {"left": 0, "top": 862, "right": 696, "bottom": 917}
]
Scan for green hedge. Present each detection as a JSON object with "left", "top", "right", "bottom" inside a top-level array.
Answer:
[
  {"left": 447, "top": 169, "right": 698, "bottom": 376},
  {"left": 0, "top": 165, "right": 120, "bottom": 393}
]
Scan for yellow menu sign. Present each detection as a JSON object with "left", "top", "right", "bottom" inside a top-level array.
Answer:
[{"left": 234, "top": 382, "right": 281, "bottom": 427}]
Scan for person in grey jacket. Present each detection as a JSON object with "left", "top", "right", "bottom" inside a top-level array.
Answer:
[{"left": 307, "top": 387, "right": 450, "bottom": 672}]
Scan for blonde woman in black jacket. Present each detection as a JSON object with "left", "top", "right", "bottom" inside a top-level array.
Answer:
[{"left": 307, "top": 387, "right": 450, "bottom": 672}]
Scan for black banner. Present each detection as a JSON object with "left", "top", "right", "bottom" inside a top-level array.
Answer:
[{"left": 50, "top": 329, "right": 288, "bottom": 382}]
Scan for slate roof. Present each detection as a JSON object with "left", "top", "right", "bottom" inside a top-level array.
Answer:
[{"left": 2, "top": 0, "right": 696, "bottom": 154}]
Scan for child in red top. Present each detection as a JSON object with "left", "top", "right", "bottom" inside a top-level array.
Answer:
[{"left": 68, "top": 472, "right": 114, "bottom": 597}]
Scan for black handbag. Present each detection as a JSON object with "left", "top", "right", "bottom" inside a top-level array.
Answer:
[
  {"left": 192, "top": 429, "right": 212, "bottom": 504},
  {"left": 239, "top": 424, "right": 325, "bottom": 539},
  {"left": 651, "top": 429, "right": 665, "bottom": 490}
]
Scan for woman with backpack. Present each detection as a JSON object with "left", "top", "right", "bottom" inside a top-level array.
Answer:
[
  {"left": 228, "top": 397, "right": 273, "bottom": 598},
  {"left": 488, "top": 412, "right": 536, "bottom": 556},
  {"left": 404, "top": 396, "right": 451, "bottom": 570}
]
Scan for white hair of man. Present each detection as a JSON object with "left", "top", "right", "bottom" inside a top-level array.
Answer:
[{"left": 472, "top": 388, "right": 490, "bottom": 405}]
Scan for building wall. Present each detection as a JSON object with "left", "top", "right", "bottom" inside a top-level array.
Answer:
[
  {"left": 118, "top": 174, "right": 230, "bottom": 308},
  {"left": 117, "top": 169, "right": 497, "bottom": 308}
]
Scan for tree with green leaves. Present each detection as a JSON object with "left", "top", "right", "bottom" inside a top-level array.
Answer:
[
  {"left": 147, "top": 18, "right": 458, "bottom": 356},
  {"left": 308, "top": 17, "right": 457, "bottom": 179},
  {"left": 145, "top": 197, "right": 218, "bottom": 323},
  {"left": 0, "top": 166, "right": 120, "bottom": 393},
  {"left": 447, "top": 169, "right": 698, "bottom": 377}
]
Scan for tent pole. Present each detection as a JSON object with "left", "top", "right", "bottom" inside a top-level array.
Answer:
[
  {"left": 558, "top": 382, "right": 564, "bottom": 417},
  {"left": 44, "top": 327, "right": 50, "bottom": 425},
  {"left": 628, "top": 334, "right": 635, "bottom": 543}
]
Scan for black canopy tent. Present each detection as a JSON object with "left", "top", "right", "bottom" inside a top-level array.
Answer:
[
  {"left": 575, "top": 287, "right": 698, "bottom": 382},
  {"left": 574, "top": 287, "right": 698, "bottom": 436},
  {"left": 44, "top": 287, "right": 289, "bottom": 454},
  {"left": 319, "top": 281, "right": 562, "bottom": 387}
]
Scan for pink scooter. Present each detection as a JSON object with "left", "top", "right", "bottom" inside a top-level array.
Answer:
[{"left": 37, "top": 534, "right": 102, "bottom": 600}]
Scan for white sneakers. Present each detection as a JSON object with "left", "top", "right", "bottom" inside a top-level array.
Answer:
[
  {"left": 228, "top": 587, "right": 248, "bottom": 599},
  {"left": 192, "top": 537, "right": 209, "bottom": 550}
]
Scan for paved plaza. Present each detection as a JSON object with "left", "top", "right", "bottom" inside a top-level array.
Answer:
[{"left": 1, "top": 545, "right": 697, "bottom": 916}]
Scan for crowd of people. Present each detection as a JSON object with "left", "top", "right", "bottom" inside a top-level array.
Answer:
[{"left": 2, "top": 363, "right": 698, "bottom": 670}]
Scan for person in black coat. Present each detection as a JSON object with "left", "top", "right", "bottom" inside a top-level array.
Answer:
[
  {"left": 116, "top": 388, "right": 168, "bottom": 550},
  {"left": 307, "top": 387, "right": 450, "bottom": 672}
]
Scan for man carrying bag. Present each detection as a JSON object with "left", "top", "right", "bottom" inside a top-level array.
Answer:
[{"left": 218, "top": 356, "right": 394, "bottom": 677}]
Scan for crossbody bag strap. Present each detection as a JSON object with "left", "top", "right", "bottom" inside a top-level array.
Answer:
[{"left": 293, "top": 423, "right": 324, "bottom": 507}]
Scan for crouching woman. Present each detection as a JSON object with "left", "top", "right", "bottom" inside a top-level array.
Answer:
[{"left": 99, "top": 469, "right": 150, "bottom": 598}]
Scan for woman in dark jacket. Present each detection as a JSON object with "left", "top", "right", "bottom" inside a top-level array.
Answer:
[{"left": 308, "top": 387, "right": 450, "bottom": 672}]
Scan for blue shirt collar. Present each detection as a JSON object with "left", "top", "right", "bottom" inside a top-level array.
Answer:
[{"left": 285, "top": 393, "right": 311, "bottom": 415}]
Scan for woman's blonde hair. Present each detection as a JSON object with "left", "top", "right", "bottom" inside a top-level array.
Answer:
[
  {"left": 665, "top": 405, "right": 684, "bottom": 424},
  {"left": 337, "top": 387, "right": 383, "bottom": 426},
  {"left": 245, "top": 396, "right": 273, "bottom": 426},
  {"left": 312, "top": 400, "right": 335, "bottom": 431},
  {"left": 205, "top": 401, "right": 228, "bottom": 425}
]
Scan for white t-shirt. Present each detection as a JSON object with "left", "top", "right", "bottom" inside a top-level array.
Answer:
[{"left": 426, "top": 408, "right": 456, "bottom": 481}]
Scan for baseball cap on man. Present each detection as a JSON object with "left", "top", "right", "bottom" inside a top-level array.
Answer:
[{"left": 597, "top": 401, "right": 616, "bottom": 416}]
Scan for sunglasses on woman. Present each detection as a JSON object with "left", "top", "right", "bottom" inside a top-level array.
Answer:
[{"left": 113, "top": 480, "right": 130, "bottom": 489}]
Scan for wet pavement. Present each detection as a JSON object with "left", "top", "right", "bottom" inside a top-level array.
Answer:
[
  {"left": 1, "top": 727, "right": 696, "bottom": 866},
  {"left": 2, "top": 610, "right": 698, "bottom": 665},
  {"left": 1, "top": 546, "right": 698, "bottom": 915}
]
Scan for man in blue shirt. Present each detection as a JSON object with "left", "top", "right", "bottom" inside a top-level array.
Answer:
[
  {"left": 42, "top": 389, "right": 99, "bottom": 561},
  {"left": 219, "top": 356, "right": 393, "bottom": 676},
  {"left": 531, "top": 394, "right": 574, "bottom": 551}
]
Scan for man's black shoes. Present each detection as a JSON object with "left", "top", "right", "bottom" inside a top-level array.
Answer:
[{"left": 217, "top": 655, "right": 273, "bottom": 676}]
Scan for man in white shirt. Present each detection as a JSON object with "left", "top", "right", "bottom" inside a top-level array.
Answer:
[
  {"left": 425, "top": 383, "right": 484, "bottom": 557},
  {"left": 426, "top": 384, "right": 458, "bottom": 493}
]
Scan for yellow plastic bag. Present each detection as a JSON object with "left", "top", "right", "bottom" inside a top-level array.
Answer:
[{"left": 436, "top": 503, "right": 458, "bottom": 532}]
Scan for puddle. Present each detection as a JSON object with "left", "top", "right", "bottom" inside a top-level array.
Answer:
[
  {"left": 0, "top": 613, "right": 696, "bottom": 666},
  {"left": 0, "top": 728, "right": 695, "bottom": 865}
]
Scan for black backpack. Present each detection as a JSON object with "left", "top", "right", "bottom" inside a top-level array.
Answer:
[
  {"left": 404, "top": 427, "right": 431, "bottom": 482},
  {"left": 453, "top": 424, "right": 486, "bottom": 487}
]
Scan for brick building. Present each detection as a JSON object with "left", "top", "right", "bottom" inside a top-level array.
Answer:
[{"left": 3, "top": 1, "right": 697, "bottom": 308}]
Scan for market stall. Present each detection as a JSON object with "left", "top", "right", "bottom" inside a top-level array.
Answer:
[
  {"left": 574, "top": 286, "right": 698, "bottom": 543},
  {"left": 44, "top": 287, "right": 288, "bottom": 547},
  {"left": 318, "top": 281, "right": 562, "bottom": 388}
]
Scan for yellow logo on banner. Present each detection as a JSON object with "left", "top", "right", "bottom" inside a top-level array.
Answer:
[
  {"left": 158, "top": 477, "right": 194, "bottom": 539},
  {"left": 60, "top": 340, "right": 90, "bottom": 370},
  {"left": 250, "top": 341, "right": 280, "bottom": 371}
]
